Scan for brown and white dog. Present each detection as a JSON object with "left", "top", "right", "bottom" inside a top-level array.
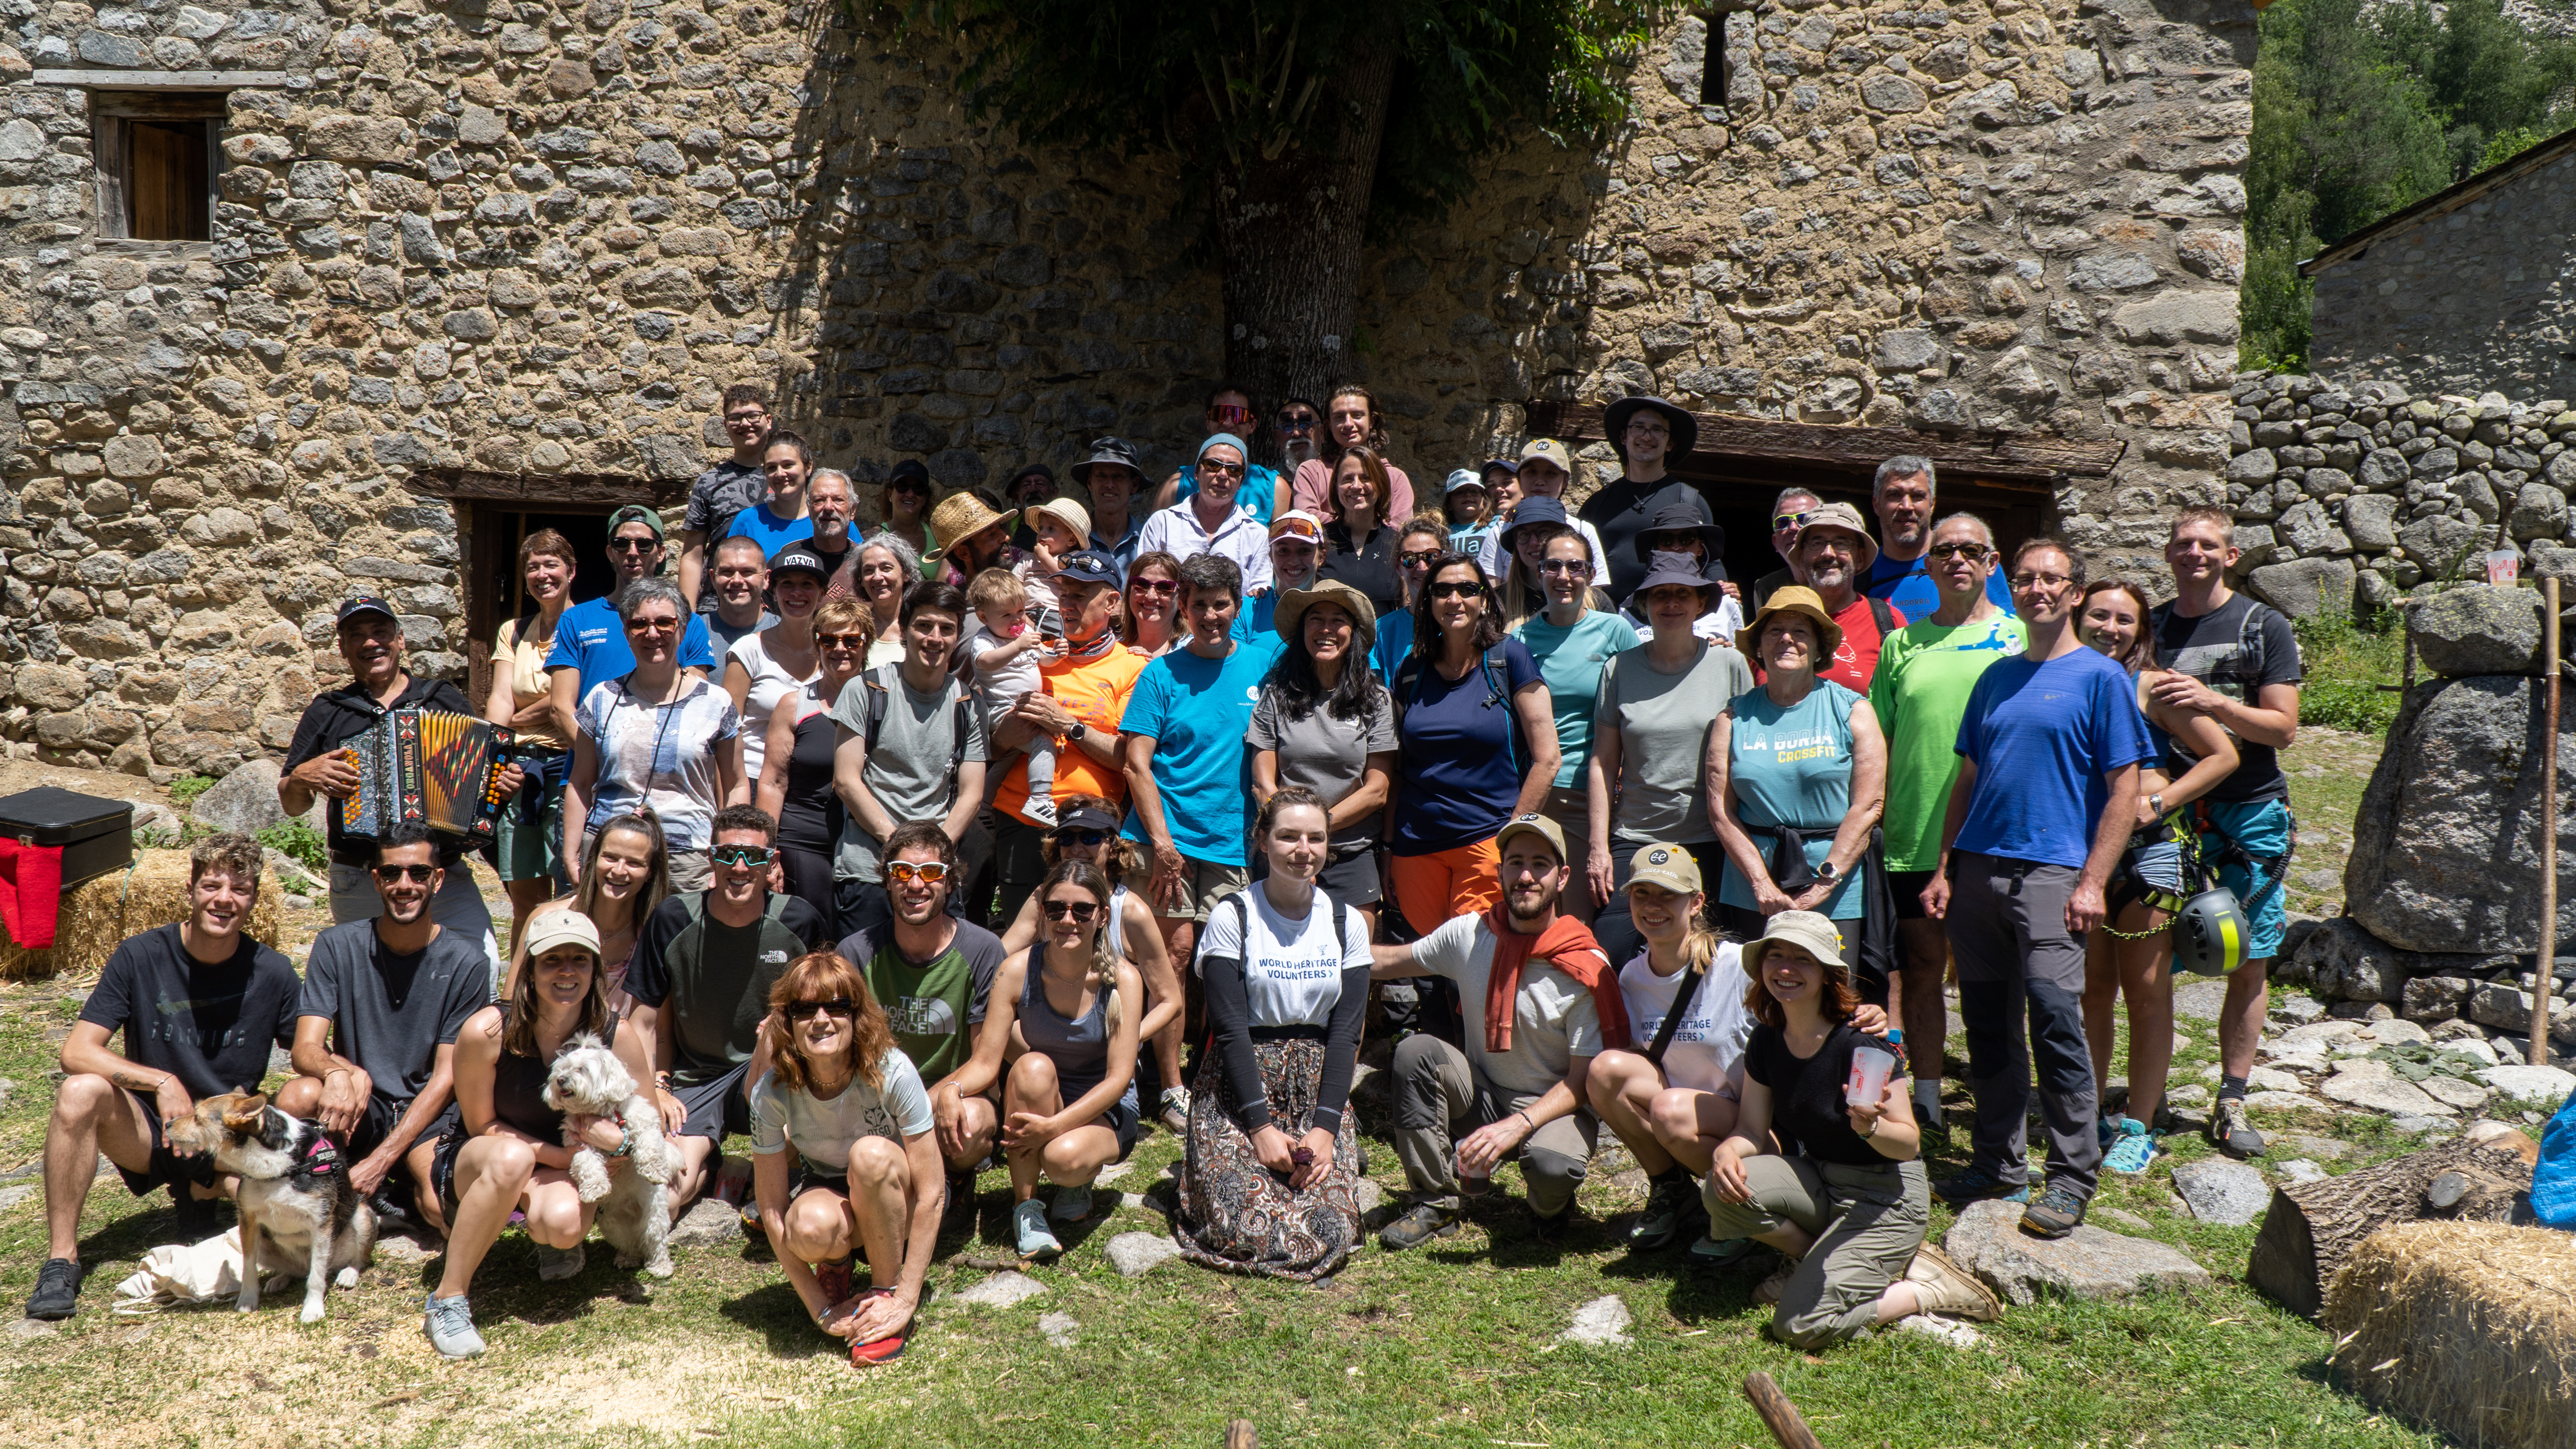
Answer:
[{"left": 164, "top": 1092, "right": 378, "bottom": 1324}]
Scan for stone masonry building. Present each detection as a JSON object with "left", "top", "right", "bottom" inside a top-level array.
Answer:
[{"left": 0, "top": 0, "right": 2255, "bottom": 780}]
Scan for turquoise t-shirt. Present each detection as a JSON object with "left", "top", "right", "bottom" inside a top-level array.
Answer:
[
  {"left": 1118, "top": 636, "right": 1281, "bottom": 866},
  {"left": 1512, "top": 609, "right": 1635, "bottom": 789},
  {"left": 1174, "top": 462, "right": 1280, "bottom": 527},
  {"left": 722, "top": 500, "right": 811, "bottom": 562},
  {"left": 1722, "top": 680, "right": 1865, "bottom": 919}
]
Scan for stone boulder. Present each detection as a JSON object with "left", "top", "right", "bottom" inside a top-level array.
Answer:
[
  {"left": 189, "top": 759, "right": 287, "bottom": 838},
  {"left": 2247, "top": 555, "right": 2356, "bottom": 619},
  {"left": 2510, "top": 482, "right": 2569, "bottom": 542},
  {"left": 2409, "top": 587, "right": 2547, "bottom": 678},
  {"left": 2348, "top": 677, "right": 2576, "bottom": 954},
  {"left": 2172, "top": 1159, "right": 2269, "bottom": 1225},
  {"left": 2291, "top": 917, "right": 2408, "bottom": 1002},
  {"left": 1943, "top": 1199, "right": 2212, "bottom": 1305}
]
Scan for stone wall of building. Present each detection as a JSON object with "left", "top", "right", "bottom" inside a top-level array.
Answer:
[
  {"left": 2307, "top": 147, "right": 2576, "bottom": 407},
  {"left": 0, "top": 0, "right": 2256, "bottom": 779},
  {"left": 2221, "top": 370, "right": 2576, "bottom": 620}
]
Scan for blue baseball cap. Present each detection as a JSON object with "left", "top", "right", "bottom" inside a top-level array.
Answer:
[{"left": 1055, "top": 549, "right": 1121, "bottom": 588}]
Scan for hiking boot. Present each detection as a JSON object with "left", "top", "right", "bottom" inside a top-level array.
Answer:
[
  {"left": 1904, "top": 1244, "right": 2002, "bottom": 1321},
  {"left": 2021, "top": 1183, "right": 2088, "bottom": 1239},
  {"left": 1528, "top": 1205, "right": 1577, "bottom": 1245},
  {"left": 2102, "top": 1119, "right": 2162, "bottom": 1176},
  {"left": 1913, "top": 1098, "right": 1946, "bottom": 1136},
  {"left": 1377, "top": 1202, "right": 1460, "bottom": 1252},
  {"left": 423, "top": 1293, "right": 485, "bottom": 1358},
  {"left": 1012, "top": 1198, "right": 1063, "bottom": 1260},
  {"left": 1158, "top": 1087, "right": 1191, "bottom": 1137},
  {"left": 2210, "top": 1097, "right": 2267, "bottom": 1159},
  {"left": 1051, "top": 1185, "right": 1094, "bottom": 1223},
  {"left": 24, "top": 1257, "right": 81, "bottom": 1321},
  {"left": 1931, "top": 1165, "right": 2029, "bottom": 1206},
  {"left": 1627, "top": 1170, "right": 1703, "bottom": 1252},
  {"left": 170, "top": 1185, "right": 231, "bottom": 1242},
  {"left": 1689, "top": 1235, "right": 1755, "bottom": 1266},
  {"left": 535, "top": 1242, "right": 586, "bottom": 1281},
  {"left": 1752, "top": 1258, "right": 1800, "bottom": 1306}
]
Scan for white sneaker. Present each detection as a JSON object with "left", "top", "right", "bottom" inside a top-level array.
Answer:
[{"left": 1013, "top": 1198, "right": 1063, "bottom": 1260}]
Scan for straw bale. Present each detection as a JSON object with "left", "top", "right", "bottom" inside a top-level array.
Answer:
[
  {"left": 0, "top": 849, "right": 290, "bottom": 980},
  {"left": 2323, "top": 1221, "right": 2576, "bottom": 1449}
]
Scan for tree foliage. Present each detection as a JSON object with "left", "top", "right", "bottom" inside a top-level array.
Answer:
[
  {"left": 2242, "top": 0, "right": 2576, "bottom": 371},
  {"left": 876, "top": 0, "right": 1667, "bottom": 240}
]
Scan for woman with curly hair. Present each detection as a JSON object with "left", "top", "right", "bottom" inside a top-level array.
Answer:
[
  {"left": 750, "top": 950, "right": 940, "bottom": 1365},
  {"left": 1290, "top": 385, "right": 1416, "bottom": 522}
]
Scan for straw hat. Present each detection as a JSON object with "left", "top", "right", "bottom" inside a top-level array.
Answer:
[
  {"left": 928, "top": 491, "right": 1016, "bottom": 550},
  {"left": 1742, "top": 910, "right": 1850, "bottom": 977},
  {"left": 1735, "top": 583, "right": 1845, "bottom": 663},
  {"left": 1271, "top": 579, "right": 1378, "bottom": 648}
]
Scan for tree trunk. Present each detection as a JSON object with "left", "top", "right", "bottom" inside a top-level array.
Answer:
[
  {"left": 2246, "top": 1134, "right": 2534, "bottom": 1321},
  {"left": 1209, "top": 45, "right": 1397, "bottom": 421}
]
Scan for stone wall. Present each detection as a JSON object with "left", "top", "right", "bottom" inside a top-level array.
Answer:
[
  {"left": 2221, "top": 370, "right": 2576, "bottom": 619},
  {"left": 0, "top": 0, "right": 2256, "bottom": 779},
  {"left": 2306, "top": 146, "right": 2576, "bottom": 406}
]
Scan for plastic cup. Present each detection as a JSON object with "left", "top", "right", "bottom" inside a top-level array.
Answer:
[
  {"left": 1457, "top": 1144, "right": 1491, "bottom": 1197},
  {"left": 1846, "top": 1045, "right": 1898, "bottom": 1106},
  {"left": 2487, "top": 549, "right": 2522, "bottom": 585}
]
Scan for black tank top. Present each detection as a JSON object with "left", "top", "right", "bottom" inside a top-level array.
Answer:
[
  {"left": 778, "top": 707, "right": 842, "bottom": 850},
  {"left": 490, "top": 1008, "right": 623, "bottom": 1142}
]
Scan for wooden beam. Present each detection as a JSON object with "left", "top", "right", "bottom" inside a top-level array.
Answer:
[
  {"left": 405, "top": 469, "right": 689, "bottom": 508},
  {"left": 32, "top": 69, "right": 297, "bottom": 89},
  {"left": 1528, "top": 401, "right": 2125, "bottom": 482}
]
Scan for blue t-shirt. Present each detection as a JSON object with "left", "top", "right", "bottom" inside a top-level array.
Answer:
[
  {"left": 721, "top": 500, "right": 812, "bottom": 562},
  {"left": 1721, "top": 681, "right": 1864, "bottom": 919},
  {"left": 1174, "top": 462, "right": 1280, "bottom": 528},
  {"left": 1389, "top": 636, "right": 1543, "bottom": 854},
  {"left": 1371, "top": 609, "right": 1415, "bottom": 686},
  {"left": 1866, "top": 549, "right": 2013, "bottom": 617},
  {"left": 1952, "top": 647, "right": 2155, "bottom": 870},
  {"left": 1239, "top": 587, "right": 1282, "bottom": 642},
  {"left": 1118, "top": 637, "right": 1281, "bottom": 866},
  {"left": 545, "top": 594, "right": 720, "bottom": 697},
  {"left": 1512, "top": 609, "right": 1633, "bottom": 789}
]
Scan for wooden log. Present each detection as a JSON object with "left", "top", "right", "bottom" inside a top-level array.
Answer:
[
  {"left": 1743, "top": 1371, "right": 1825, "bottom": 1449},
  {"left": 2248, "top": 1136, "right": 2534, "bottom": 1320},
  {"left": 1526, "top": 400, "right": 2128, "bottom": 481},
  {"left": 1223, "top": 1420, "right": 1258, "bottom": 1449}
]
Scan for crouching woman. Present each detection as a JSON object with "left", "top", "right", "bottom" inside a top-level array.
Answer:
[
  {"left": 751, "top": 951, "right": 941, "bottom": 1365},
  {"left": 427, "top": 912, "right": 662, "bottom": 1358},
  {"left": 1703, "top": 912, "right": 1997, "bottom": 1346}
]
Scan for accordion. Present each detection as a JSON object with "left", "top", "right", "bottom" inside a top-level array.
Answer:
[{"left": 337, "top": 708, "right": 522, "bottom": 848}]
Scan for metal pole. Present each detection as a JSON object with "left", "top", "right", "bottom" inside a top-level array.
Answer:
[{"left": 2534, "top": 574, "right": 2562, "bottom": 1067}]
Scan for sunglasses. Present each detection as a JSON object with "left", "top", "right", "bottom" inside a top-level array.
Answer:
[
  {"left": 1210, "top": 404, "right": 1253, "bottom": 426},
  {"left": 786, "top": 998, "right": 855, "bottom": 1022},
  {"left": 1928, "top": 541, "right": 1993, "bottom": 561},
  {"left": 1041, "top": 899, "right": 1099, "bottom": 922},
  {"left": 1537, "top": 559, "right": 1588, "bottom": 576},
  {"left": 1052, "top": 828, "right": 1110, "bottom": 847},
  {"left": 710, "top": 844, "right": 776, "bottom": 867},
  {"left": 1427, "top": 580, "right": 1486, "bottom": 600},
  {"left": 1644, "top": 533, "right": 1702, "bottom": 552},
  {"left": 887, "top": 481, "right": 928, "bottom": 497},
  {"left": 887, "top": 861, "right": 951, "bottom": 884},
  {"left": 816, "top": 632, "right": 871, "bottom": 649},
  {"left": 1131, "top": 579, "right": 1180, "bottom": 596},
  {"left": 1398, "top": 550, "right": 1440, "bottom": 569},
  {"left": 1200, "top": 459, "right": 1244, "bottom": 476},
  {"left": 372, "top": 863, "right": 435, "bottom": 883},
  {"left": 1770, "top": 510, "right": 1819, "bottom": 533},
  {"left": 608, "top": 537, "right": 659, "bottom": 553},
  {"left": 1277, "top": 414, "right": 1318, "bottom": 432}
]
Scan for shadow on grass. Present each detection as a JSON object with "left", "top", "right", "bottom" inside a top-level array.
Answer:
[{"left": 717, "top": 1278, "right": 846, "bottom": 1358}]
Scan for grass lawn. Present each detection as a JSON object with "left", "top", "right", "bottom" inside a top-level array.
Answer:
[{"left": 0, "top": 728, "right": 2452, "bottom": 1449}]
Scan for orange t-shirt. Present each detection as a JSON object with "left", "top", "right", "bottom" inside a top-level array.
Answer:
[{"left": 992, "top": 644, "right": 1150, "bottom": 827}]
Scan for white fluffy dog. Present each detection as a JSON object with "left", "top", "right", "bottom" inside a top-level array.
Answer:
[{"left": 542, "top": 1035, "right": 677, "bottom": 1277}]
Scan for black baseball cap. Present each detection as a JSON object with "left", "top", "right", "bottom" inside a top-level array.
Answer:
[
  {"left": 768, "top": 543, "right": 829, "bottom": 582},
  {"left": 887, "top": 459, "right": 931, "bottom": 488},
  {"left": 1055, "top": 549, "right": 1121, "bottom": 587},
  {"left": 1053, "top": 803, "right": 1119, "bottom": 834},
  {"left": 337, "top": 596, "right": 397, "bottom": 626}
]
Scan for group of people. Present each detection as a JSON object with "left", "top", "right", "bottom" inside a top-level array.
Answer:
[{"left": 23, "top": 383, "right": 2303, "bottom": 1364}]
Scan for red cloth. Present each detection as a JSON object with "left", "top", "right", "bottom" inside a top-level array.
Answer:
[
  {"left": 0, "top": 839, "right": 65, "bottom": 949},
  {"left": 1479, "top": 908, "right": 1630, "bottom": 1056}
]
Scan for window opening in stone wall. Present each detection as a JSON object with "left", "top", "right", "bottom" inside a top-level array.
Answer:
[
  {"left": 1699, "top": 12, "right": 1729, "bottom": 107},
  {"left": 91, "top": 92, "right": 224, "bottom": 243}
]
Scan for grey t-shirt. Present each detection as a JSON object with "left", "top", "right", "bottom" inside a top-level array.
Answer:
[
  {"left": 828, "top": 663, "right": 989, "bottom": 882},
  {"left": 1595, "top": 641, "right": 1754, "bottom": 844},
  {"left": 297, "top": 920, "right": 493, "bottom": 1109},
  {"left": 1244, "top": 683, "right": 1396, "bottom": 846},
  {"left": 708, "top": 609, "right": 780, "bottom": 659},
  {"left": 1410, "top": 912, "right": 1603, "bottom": 1099}
]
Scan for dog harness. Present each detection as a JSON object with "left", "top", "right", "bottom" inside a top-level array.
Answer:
[{"left": 291, "top": 1134, "right": 343, "bottom": 1190}]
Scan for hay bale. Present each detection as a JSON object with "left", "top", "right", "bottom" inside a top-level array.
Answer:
[
  {"left": 2323, "top": 1221, "right": 2576, "bottom": 1449},
  {"left": 0, "top": 849, "right": 291, "bottom": 980}
]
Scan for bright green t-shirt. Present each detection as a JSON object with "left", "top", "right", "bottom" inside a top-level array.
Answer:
[
  {"left": 1513, "top": 609, "right": 1636, "bottom": 789},
  {"left": 1868, "top": 611, "right": 2027, "bottom": 871}
]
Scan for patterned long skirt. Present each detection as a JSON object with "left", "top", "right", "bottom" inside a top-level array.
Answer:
[{"left": 1173, "top": 1037, "right": 1363, "bottom": 1282}]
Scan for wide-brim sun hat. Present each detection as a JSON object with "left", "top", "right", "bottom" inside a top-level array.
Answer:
[
  {"left": 1272, "top": 579, "right": 1378, "bottom": 649},
  {"left": 1633, "top": 551, "right": 1721, "bottom": 615},
  {"left": 1602, "top": 395, "right": 1699, "bottom": 462},
  {"left": 1791, "top": 500, "right": 1880, "bottom": 573},
  {"left": 1497, "top": 495, "right": 1572, "bottom": 552},
  {"left": 1633, "top": 502, "right": 1727, "bottom": 564},
  {"left": 929, "top": 491, "right": 1017, "bottom": 550},
  {"left": 1071, "top": 436, "right": 1142, "bottom": 487},
  {"left": 1742, "top": 910, "right": 1850, "bottom": 978},
  {"left": 1025, "top": 495, "right": 1092, "bottom": 545},
  {"left": 1735, "top": 583, "right": 1845, "bottom": 663}
]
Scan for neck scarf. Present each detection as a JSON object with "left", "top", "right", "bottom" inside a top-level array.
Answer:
[
  {"left": 1479, "top": 908, "right": 1629, "bottom": 1055},
  {"left": 1062, "top": 622, "right": 1119, "bottom": 663}
]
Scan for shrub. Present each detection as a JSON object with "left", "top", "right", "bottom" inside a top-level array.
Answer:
[
  {"left": 2294, "top": 611, "right": 2404, "bottom": 735},
  {"left": 256, "top": 818, "right": 329, "bottom": 876},
  {"left": 168, "top": 775, "right": 218, "bottom": 808}
]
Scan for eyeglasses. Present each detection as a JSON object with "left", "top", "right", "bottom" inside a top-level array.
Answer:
[
  {"left": 1277, "top": 413, "right": 1318, "bottom": 432},
  {"left": 1200, "top": 459, "right": 1244, "bottom": 476},
  {"left": 1398, "top": 550, "right": 1440, "bottom": 570},
  {"left": 1041, "top": 899, "right": 1099, "bottom": 922},
  {"left": 608, "top": 537, "right": 659, "bottom": 553},
  {"left": 723, "top": 411, "right": 770, "bottom": 426},
  {"left": 628, "top": 618, "right": 680, "bottom": 636},
  {"left": 1052, "top": 828, "right": 1109, "bottom": 847},
  {"left": 1928, "top": 541, "right": 1993, "bottom": 561},
  {"left": 1131, "top": 579, "right": 1180, "bottom": 596},
  {"left": 372, "top": 863, "right": 435, "bottom": 883},
  {"left": 2009, "top": 571, "right": 2074, "bottom": 592},
  {"left": 709, "top": 844, "right": 776, "bottom": 867},
  {"left": 785, "top": 999, "right": 855, "bottom": 1022},
  {"left": 816, "top": 632, "right": 871, "bottom": 649},
  {"left": 1428, "top": 581, "right": 1486, "bottom": 600},
  {"left": 1770, "top": 510, "right": 1819, "bottom": 534},
  {"left": 886, "top": 861, "right": 951, "bottom": 884},
  {"left": 1538, "top": 559, "right": 1590, "bottom": 576}
]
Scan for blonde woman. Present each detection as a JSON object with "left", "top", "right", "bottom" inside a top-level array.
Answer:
[
  {"left": 502, "top": 809, "right": 672, "bottom": 1013},
  {"left": 946, "top": 858, "right": 1143, "bottom": 1259},
  {"left": 485, "top": 529, "right": 579, "bottom": 944}
]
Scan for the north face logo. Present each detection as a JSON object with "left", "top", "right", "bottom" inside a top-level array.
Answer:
[{"left": 761, "top": 949, "right": 790, "bottom": 964}]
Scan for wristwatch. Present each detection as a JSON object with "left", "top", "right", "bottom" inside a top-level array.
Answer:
[
  {"left": 1066, "top": 720, "right": 1088, "bottom": 742},
  {"left": 1814, "top": 860, "right": 1839, "bottom": 883},
  {"left": 2149, "top": 792, "right": 2166, "bottom": 817}
]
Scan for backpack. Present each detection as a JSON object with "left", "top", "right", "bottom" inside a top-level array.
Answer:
[
  {"left": 859, "top": 663, "right": 977, "bottom": 799},
  {"left": 1390, "top": 644, "right": 1521, "bottom": 779}
]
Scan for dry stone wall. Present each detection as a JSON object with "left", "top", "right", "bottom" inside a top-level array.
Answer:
[{"left": 0, "top": 0, "right": 2253, "bottom": 780}]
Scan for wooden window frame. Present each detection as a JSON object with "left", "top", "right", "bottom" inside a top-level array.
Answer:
[{"left": 90, "top": 91, "right": 225, "bottom": 244}]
